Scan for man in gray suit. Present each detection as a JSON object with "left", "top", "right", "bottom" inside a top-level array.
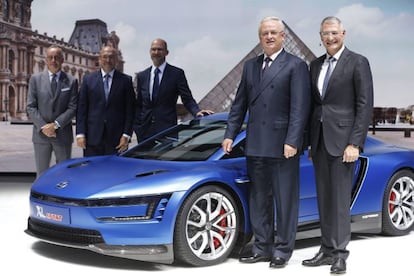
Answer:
[
  {"left": 27, "top": 45, "right": 78, "bottom": 177},
  {"left": 302, "top": 17, "right": 373, "bottom": 274},
  {"left": 222, "top": 16, "right": 310, "bottom": 268}
]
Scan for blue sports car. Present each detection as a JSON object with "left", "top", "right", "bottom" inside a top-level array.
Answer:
[{"left": 25, "top": 113, "right": 414, "bottom": 266}]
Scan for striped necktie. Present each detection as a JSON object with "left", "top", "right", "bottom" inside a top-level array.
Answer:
[
  {"left": 104, "top": 74, "right": 110, "bottom": 100},
  {"left": 321, "top": 56, "right": 336, "bottom": 97}
]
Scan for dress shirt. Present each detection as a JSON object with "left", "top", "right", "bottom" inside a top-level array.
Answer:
[
  {"left": 317, "top": 45, "right": 345, "bottom": 95},
  {"left": 262, "top": 48, "right": 283, "bottom": 70},
  {"left": 150, "top": 62, "right": 166, "bottom": 98},
  {"left": 48, "top": 71, "right": 61, "bottom": 83},
  {"left": 101, "top": 69, "right": 114, "bottom": 92}
]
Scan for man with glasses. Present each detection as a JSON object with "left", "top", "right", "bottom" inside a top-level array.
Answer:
[
  {"left": 27, "top": 45, "right": 78, "bottom": 178},
  {"left": 222, "top": 16, "right": 310, "bottom": 268},
  {"left": 302, "top": 16, "right": 373, "bottom": 274},
  {"left": 76, "top": 45, "right": 135, "bottom": 156}
]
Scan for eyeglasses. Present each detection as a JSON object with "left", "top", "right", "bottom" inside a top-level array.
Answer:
[
  {"left": 46, "top": 55, "right": 62, "bottom": 61},
  {"left": 320, "top": 31, "right": 343, "bottom": 37},
  {"left": 260, "top": 30, "right": 283, "bottom": 37}
]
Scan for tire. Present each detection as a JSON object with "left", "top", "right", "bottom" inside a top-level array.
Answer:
[
  {"left": 173, "top": 185, "right": 240, "bottom": 266},
  {"left": 382, "top": 170, "right": 414, "bottom": 236}
]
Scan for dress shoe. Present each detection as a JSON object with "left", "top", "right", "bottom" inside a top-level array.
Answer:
[
  {"left": 302, "top": 252, "right": 334, "bottom": 266},
  {"left": 330, "top": 258, "right": 346, "bottom": 274},
  {"left": 239, "top": 253, "right": 270, "bottom": 263},
  {"left": 269, "top": 257, "right": 287, "bottom": 268}
]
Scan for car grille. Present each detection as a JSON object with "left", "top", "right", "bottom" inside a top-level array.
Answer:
[{"left": 27, "top": 217, "right": 104, "bottom": 245}]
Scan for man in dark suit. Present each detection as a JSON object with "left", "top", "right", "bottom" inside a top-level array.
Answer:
[
  {"left": 27, "top": 45, "right": 78, "bottom": 177},
  {"left": 302, "top": 16, "right": 373, "bottom": 274},
  {"left": 222, "top": 16, "right": 310, "bottom": 268},
  {"left": 133, "top": 38, "right": 213, "bottom": 142},
  {"left": 76, "top": 45, "right": 135, "bottom": 156}
]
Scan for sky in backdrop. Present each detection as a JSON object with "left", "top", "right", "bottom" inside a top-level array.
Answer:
[{"left": 30, "top": 0, "right": 413, "bottom": 108}]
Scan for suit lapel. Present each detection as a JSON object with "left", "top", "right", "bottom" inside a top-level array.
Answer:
[
  {"left": 260, "top": 51, "right": 287, "bottom": 91},
  {"left": 313, "top": 56, "right": 325, "bottom": 99},
  {"left": 154, "top": 64, "right": 168, "bottom": 104},
  {"left": 92, "top": 71, "right": 106, "bottom": 102},
  {"left": 251, "top": 51, "right": 288, "bottom": 103},
  {"left": 250, "top": 55, "right": 264, "bottom": 102},
  {"left": 140, "top": 67, "right": 152, "bottom": 104},
  {"left": 323, "top": 48, "right": 350, "bottom": 98},
  {"left": 108, "top": 70, "right": 119, "bottom": 102},
  {"left": 42, "top": 72, "right": 54, "bottom": 98},
  {"left": 52, "top": 71, "right": 68, "bottom": 101}
]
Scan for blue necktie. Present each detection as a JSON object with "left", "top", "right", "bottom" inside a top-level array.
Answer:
[
  {"left": 104, "top": 74, "right": 110, "bottom": 100},
  {"left": 152, "top": 68, "right": 160, "bottom": 102},
  {"left": 51, "top": 74, "right": 57, "bottom": 95},
  {"left": 322, "top": 56, "right": 336, "bottom": 97}
]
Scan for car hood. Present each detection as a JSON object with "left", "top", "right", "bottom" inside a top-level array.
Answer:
[{"left": 31, "top": 155, "right": 231, "bottom": 199}]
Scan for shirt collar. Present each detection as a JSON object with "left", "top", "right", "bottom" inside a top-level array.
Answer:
[
  {"left": 101, "top": 69, "right": 115, "bottom": 78},
  {"left": 265, "top": 48, "right": 283, "bottom": 62},
  {"left": 326, "top": 45, "right": 345, "bottom": 61},
  {"left": 48, "top": 70, "right": 61, "bottom": 79},
  {"left": 152, "top": 62, "right": 166, "bottom": 74}
]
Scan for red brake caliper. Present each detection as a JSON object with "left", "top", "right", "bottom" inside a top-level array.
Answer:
[
  {"left": 213, "top": 208, "right": 227, "bottom": 248},
  {"left": 389, "top": 191, "right": 396, "bottom": 214}
]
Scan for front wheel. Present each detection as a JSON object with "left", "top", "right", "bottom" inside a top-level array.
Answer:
[
  {"left": 382, "top": 170, "right": 414, "bottom": 235},
  {"left": 173, "top": 185, "right": 240, "bottom": 266}
]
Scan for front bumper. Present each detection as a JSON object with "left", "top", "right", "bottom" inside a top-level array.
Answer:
[{"left": 25, "top": 217, "right": 174, "bottom": 264}]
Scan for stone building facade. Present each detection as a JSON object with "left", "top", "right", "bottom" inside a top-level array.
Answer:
[{"left": 0, "top": 0, "right": 124, "bottom": 121}]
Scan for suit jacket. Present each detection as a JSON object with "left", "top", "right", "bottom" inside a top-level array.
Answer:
[
  {"left": 76, "top": 70, "right": 135, "bottom": 147},
  {"left": 27, "top": 70, "right": 78, "bottom": 145},
  {"left": 134, "top": 63, "right": 200, "bottom": 141},
  {"left": 224, "top": 50, "right": 310, "bottom": 158},
  {"left": 309, "top": 47, "right": 374, "bottom": 156}
]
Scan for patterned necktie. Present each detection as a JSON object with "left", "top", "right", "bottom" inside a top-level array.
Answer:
[
  {"left": 262, "top": 56, "right": 272, "bottom": 78},
  {"left": 51, "top": 74, "right": 57, "bottom": 95},
  {"left": 104, "top": 74, "right": 110, "bottom": 100},
  {"left": 152, "top": 68, "right": 160, "bottom": 102},
  {"left": 322, "top": 56, "right": 336, "bottom": 97}
]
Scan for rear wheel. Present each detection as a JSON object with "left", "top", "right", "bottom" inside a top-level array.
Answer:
[
  {"left": 382, "top": 170, "right": 414, "bottom": 235},
  {"left": 173, "top": 185, "right": 240, "bottom": 266}
]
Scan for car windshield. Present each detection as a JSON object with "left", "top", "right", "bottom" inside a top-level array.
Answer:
[{"left": 123, "top": 119, "right": 232, "bottom": 161}]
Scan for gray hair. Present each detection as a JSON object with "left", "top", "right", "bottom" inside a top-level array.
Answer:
[
  {"left": 258, "top": 16, "right": 285, "bottom": 35},
  {"left": 320, "top": 16, "right": 345, "bottom": 32}
]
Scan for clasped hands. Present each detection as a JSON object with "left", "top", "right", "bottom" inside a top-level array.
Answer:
[{"left": 41, "top": 123, "right": 56, "bottom": 138}]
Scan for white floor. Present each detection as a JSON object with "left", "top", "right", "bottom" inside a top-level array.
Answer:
[{"left": 1, "top": 179, "right": 413, "bottom": 276}]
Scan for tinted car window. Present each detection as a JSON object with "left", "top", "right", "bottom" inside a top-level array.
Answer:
[{"left": 124, "top": 120, "right": 230, "bottom": 161}]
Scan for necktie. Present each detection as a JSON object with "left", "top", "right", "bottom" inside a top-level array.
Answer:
[
  {"left": 321, "top": 56, "right": 336, "bottom": 97},
  {"left": 152, "top": 68, "right": 160, "bottom": 102},
  {"left": 51, "top": 74, "right": 57, "bottom": 95},
  {"left": 262, "top": 56, "right": 272, "bottom": 77},
  {"left": 104, "top": 74, "right": 110, "bottom": 100}
]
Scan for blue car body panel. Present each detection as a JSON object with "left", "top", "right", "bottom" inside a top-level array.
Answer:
[{"left": 26, "top": 112, "right": 414, "bottom": 263}]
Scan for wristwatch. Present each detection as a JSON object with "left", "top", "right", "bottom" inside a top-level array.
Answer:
[{"left": 53, "top": 121, "right": 60, "bottom": 130}]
